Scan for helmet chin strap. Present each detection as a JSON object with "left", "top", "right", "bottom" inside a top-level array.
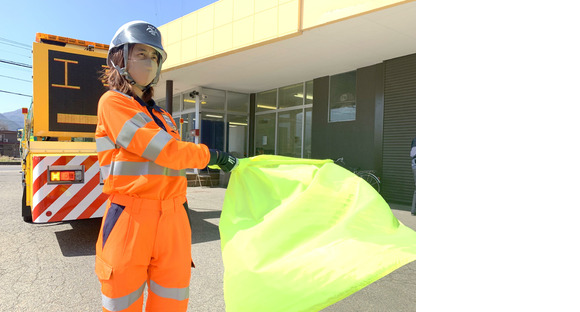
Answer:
[
  {"left": 110, "top": 44, "right": 154, "bottom": 93},
  {"left": 130, "top": 79, "right": 151, "bottom": 92}
]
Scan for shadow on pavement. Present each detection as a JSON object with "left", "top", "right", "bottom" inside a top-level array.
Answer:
[
  {"left": 55, "top": 218, "right": 102, "bottom": 257},
  {"left": 187, "top": 209, "right": 221, "bottom": 244}
]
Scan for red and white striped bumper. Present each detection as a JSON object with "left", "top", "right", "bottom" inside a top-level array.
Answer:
[{"left": 31, "top": 155, "right": 109, "bottom": 223}]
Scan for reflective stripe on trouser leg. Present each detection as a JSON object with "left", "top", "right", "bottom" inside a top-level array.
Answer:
[
  {"left": 146, "top": 198, "right": 192, "bottom": 311},
  {"left": 102, "top": 282, "right": 146, "bottom": 311},
  {"left": 149, "top": 280, "right": 189, "bottom": 300}
]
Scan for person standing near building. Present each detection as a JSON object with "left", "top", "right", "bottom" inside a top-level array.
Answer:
[
  {"left": 410, "top": 137, "right": 416, "bottom": 215},
  {"left": 94, "top": 21, "right": 238, "bottom": 312}
]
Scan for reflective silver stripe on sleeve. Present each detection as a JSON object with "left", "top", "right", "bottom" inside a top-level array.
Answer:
[
  {"left": 141, "top": 130, "right": 174, "bottom": 161},
  {"left": 116, "top": 112, "right": 153, "bottom": 149},
  {"left": 102, "top": 282, "right": 145, "bottom": 311},
  {"left": 149, "top": 280, "right": 189, "bottom": 301},
  {"left": 111, "top": 161, "right": 186, "bottom": 177},
  {"left": 100, "top": 164, "right": 111, "bottom": 180},
  {"left": 96, "top": 136, "right": 116, "bottom": 152}
]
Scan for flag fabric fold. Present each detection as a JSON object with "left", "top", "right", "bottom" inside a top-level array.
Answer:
[{"left": 219, "top": 155, "right": 416, "bottom": 312}]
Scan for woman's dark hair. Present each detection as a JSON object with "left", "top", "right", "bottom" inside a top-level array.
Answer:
[{"left": 101, "top": 44, "right": 155, "bottom": 102}]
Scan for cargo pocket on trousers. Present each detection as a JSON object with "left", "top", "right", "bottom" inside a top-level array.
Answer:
[
  {"left": 95, "top": 255, "right": 113, "bottom": 280},
  {"left": 102, "top": 203, "right": 125, "bottom": 249}
]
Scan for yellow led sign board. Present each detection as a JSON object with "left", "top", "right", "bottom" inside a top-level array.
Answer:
[{"left": 33, "top": 42, "right": 108, "bottom": 137}]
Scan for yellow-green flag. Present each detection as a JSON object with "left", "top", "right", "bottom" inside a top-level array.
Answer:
[{"left": 219, "top": 155, "right": 416, "bottom": 312}]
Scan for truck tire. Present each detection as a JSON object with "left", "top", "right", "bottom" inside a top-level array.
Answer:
[{"left": 22, "top": 186, "right": 32, "bottom": 223}]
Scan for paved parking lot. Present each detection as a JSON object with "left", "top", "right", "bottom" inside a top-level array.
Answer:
[{"left": 0, "top": 165, "right": 415, "bottom": 311}]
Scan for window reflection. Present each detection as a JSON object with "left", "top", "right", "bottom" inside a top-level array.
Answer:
[
  {"left": 277, "top": 109, "right": 303, "bottom": 158},
  {"left": 278, "top": 83, "right": 303, "bottom": 109},
  {"left": 228, "top": 91, "right": 249, "bottom": 113},
  {"left": 254, "top": 81, "right": 313, "bottom": 158},
  {"left": 201, "top": 88, "right": 225, "bottom": 111},
  {"left": 180, "top": 113, "right": 197, "bottom": 142},
  {"left": 329, "top": 71, "right": 356, "bottom": 122},
  {"left": 201, "top": 112, "right": 224, "bottom": 151},
  {"left": 304, "top": 107, "right": 312, "bottom": 158},
  {"left": 256, "top": 89, "right": 277, "bottom": 112},
  {"left": 255, "top": 114, "right": 275, "bottom": 155},
  {"left": 183, "top": 96, "right": 196, "bottom": 111},
  {"left": 305, "top": 80, "right": 313, "bottom": 106},
  {"left": 228, "top": 115, "right": 248, "bottom": 157}
]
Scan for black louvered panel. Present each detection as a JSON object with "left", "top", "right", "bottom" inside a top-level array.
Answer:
[{"left": 382, "top": 54, "right": 416, "bottom": 206}]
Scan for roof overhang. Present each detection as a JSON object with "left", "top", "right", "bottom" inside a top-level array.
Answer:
[{"left": 155, "top": 1, "right": 415, "bottom": 98}]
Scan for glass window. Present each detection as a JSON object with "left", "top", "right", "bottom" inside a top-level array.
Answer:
[
  {"left": 201, "top": 88, "right": 225, "bottom": 111},
  {"left": 277, "top": 109, "right": 303, "bottom": 158},
  {"left": 254, "top": 81, "right": 313, "bottom": 158},
  {"left": 203, "top": 112, "right": 224, "bottom": 119},
  {"left": 256, "top": 89, "right": 277, "bottom": 112},
  {"left": 305, "top": 80, "right": 313, "bottom": 105},
  {"left": 255, "top": 114, "right": 276, "bottom": 155},
  {"left": 201, "top": 112, "right": 224, "bottom": 150},
  {"left": 228, "top": 115, "right": 248, "bottom": 158},
  {"left": 304, "top": 107, "right": 312, "bottom": 158},
  {"left": 228, "top": 91, "right": 249, "bottom": 113},
  {"left": 180, "top": 113, "right": 197, "bottom": 142},
  {"left": 329, "top": 71, "right": 356, "bottom": 122},
  {"left": 278, "top": 83, "right": 303, "bottom": 109},
  {"left": 183, "top": 94, "right": 196, "bottom": 112}
]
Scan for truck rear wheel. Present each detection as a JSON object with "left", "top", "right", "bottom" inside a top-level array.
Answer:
[{"left": 22, "top": 186, "right": 32, "bottom": 223}]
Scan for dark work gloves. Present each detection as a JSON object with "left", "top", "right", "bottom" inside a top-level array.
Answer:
[{"left": 208, "top": 149, "right": 239, "bottom": 172}]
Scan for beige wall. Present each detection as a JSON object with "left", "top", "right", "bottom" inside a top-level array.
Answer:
[
  {"left": 159, "top": 0, "right": 301, "bottom": 69},
  {"left": 302, "top": 0, "right": 408, "bottom": 29},
  {"left": 159, "top": 0, "right": 409, "bottom": 70}
]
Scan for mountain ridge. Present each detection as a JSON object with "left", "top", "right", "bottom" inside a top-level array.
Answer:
[{"left": 0, "top": 109, "right": 25, "bottom": 131}]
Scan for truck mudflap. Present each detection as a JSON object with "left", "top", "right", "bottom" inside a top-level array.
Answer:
[{"left": 31, "top": 155, "right": 108, "bottom": 223}]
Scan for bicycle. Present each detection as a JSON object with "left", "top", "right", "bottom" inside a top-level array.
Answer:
[{"left": 334, "top": 157, "right": 381, "bottom": 193}]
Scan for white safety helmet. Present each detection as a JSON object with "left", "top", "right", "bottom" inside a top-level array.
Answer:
[{"left": 108, "top": 21, "right": 167, "bottom": 89}]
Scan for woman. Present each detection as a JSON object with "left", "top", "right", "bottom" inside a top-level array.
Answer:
[{"left": 94, "top": 21, "right": 238, "bottom": 312}]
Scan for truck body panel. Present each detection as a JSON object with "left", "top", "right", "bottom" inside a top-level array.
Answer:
[{"left": 30, "top": 154, "right": 108, "bottom": 223}]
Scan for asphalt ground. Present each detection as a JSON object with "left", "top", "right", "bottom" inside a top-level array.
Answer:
[{"left": 0, "top": 164, "right": 415, "bottom": 311}]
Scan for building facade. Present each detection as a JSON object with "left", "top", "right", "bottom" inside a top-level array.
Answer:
[
  {"left": 154, "top": 0, "right": 416, "bottom": 205},
  {"left": 0, "top": 130, "right": 19, "bottom": 158}
]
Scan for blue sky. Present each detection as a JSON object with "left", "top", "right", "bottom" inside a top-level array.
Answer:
[{"left": 0, "top": 0, "right": 217, "bottom": 114}]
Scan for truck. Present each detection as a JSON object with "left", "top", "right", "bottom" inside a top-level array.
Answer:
[{"left": 21, "top": 33, "right": 110, "bottom": 223}]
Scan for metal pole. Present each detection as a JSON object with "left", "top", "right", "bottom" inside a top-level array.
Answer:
[
  {"left": 166, "top": 80, "right": 173, "bottom": 115},
  {"left": 194, "top": 92, "right": 201, "bottom": 174},
  {"left": 195, "top": 93, "right": 200, "bottom": 145}
]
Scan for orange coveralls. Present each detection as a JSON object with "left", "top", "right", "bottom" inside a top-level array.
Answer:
[{"left": 95, "top": 90, "right": 210, "bottom": 311}]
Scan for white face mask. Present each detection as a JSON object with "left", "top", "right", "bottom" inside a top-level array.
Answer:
[{"left": 127, "top": 58, "right": 158, "bottom": 86}]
